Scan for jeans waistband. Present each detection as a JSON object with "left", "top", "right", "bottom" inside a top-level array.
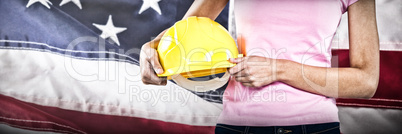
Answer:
[{"left": 215, "top": 122, "right": 340, "bottom": 134}]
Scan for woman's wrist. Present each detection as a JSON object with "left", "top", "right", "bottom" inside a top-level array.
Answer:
[{"left": 275, "top": 59, "right": 292, "bottom": 83}]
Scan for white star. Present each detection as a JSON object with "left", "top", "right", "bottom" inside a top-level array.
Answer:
[
  {"left": 138, "top": 0, "right": 162, "bottom": 15},
  {"left": 26, "top": 0, "right": 52, "bottom": 9},
  {"left": 93, "top": 15, "right": 127, "bottom": 46},
  {"left": 59, "top": 0, "right": 82, "bottom": 9}
]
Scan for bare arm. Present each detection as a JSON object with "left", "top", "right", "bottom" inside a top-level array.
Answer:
[
  {"left": 140, "top": 0, "right": 228, "bottom": 85},
  {"left": 183, "top": 0, "right": 228, "bottom": 20},
  {"left": 229, "top": 0, "right": 379, "bottom": 99},
  {"left": 279, "top": 0, "right": 380, "bottom": 98}
]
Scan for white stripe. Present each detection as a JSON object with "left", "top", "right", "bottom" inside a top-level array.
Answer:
[
  {"left": 0, "top": 49, "right": 223, "bottom": 126},
  {"left": 0, "top": 46, "right": 136, "bottom": 64},
  {"left": 338, "top": 106, "right": 402, "bottom": 133},
  {"left": 0, "top": 40, "right": 138, "bottom": 63}
]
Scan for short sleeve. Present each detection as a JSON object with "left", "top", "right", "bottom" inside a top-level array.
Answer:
[{"left": 340, "top": 0, "right": 360, "bottom": 13}]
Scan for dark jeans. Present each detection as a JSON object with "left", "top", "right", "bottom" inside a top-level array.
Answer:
[{"left": 215, "top": 122, "right": 340, "bottom": 134}]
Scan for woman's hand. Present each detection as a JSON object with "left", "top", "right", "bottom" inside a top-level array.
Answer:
[
  {"left": 228, "top": 56, "right": 282, "bottom": 88},
  {"left": 140, "top": 31, "right": 167, "bottom": 85},
  {"left": 140, "top": 0, "right": 229, "bottom": 85}
]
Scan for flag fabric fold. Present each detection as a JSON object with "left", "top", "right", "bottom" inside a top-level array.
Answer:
[{"left": 0, "top": 0, "right": 228, "bottom": 133}]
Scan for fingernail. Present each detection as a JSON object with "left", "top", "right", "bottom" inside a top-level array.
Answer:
[
  {"left": 156, "top": 68, "right": 163, "bottom": 74},
  {"left": 229, "top": 58, "right": 235, "bottom": 62}
]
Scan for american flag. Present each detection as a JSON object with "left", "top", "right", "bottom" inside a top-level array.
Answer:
[
  {"left": 0, "top": 0, "right": 401, "bottom": 133},
  {"left": 0, "top": 0, "right": 228, "bottom": 133}
]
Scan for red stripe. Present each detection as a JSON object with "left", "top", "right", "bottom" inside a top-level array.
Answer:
[
  {"left": 0, "top": 94, "right": 215, "bottom": 134},
  {"left": 332, "top": 50, "right": 402, "bottom": 109}
]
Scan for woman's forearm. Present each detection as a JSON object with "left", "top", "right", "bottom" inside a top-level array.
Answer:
[
  {"left": 183, "top": 0, "right": 228, "bottom": 20},
  {"left": 277, "top": 59, "right": 378, "bottom": 99}
]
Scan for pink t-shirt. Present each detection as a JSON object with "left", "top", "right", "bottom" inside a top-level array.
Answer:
[{"left": 218, "top": 0, "right": 359, "bottom": 126}]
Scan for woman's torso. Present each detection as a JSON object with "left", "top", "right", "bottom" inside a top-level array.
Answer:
[{"left": 218, "top": 0, "right": 358, "bottom": 126}]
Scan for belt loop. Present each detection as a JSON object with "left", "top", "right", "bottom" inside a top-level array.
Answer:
[
  {"left": 302, "top": 125, "right": 306, "bottom": 134},
  {"left": 244, "top": 126, "right": 250, "bottom": 134}
]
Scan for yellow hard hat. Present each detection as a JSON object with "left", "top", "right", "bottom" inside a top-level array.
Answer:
[{"left": 157, "top": 16, "right": 240, "bottom": 80}]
